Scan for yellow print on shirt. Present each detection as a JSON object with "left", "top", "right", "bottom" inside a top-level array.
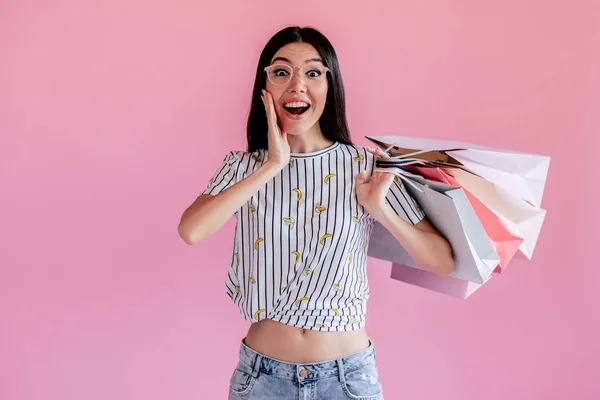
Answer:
[
  {"left": 319, "top": 234, "right": 332, "bottom": 245},
  {"left": 315, "top": 205, "right": 327, "bottom": 213},
  {"left": 292, "top": 251, "right": 301, "bottom": 265},
  {"left": 295, "top": 296, "right": 309, "bottom": 307},
  {"left": 293, "top": 188, "right": 302, "bottom": 201},
  {"left": 283, "top": 217, "right": 295, "bottom": 229},
  {"left": 324, "top": 173, "right": 336, "bottom": 184}
]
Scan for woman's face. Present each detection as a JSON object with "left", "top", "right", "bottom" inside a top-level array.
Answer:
[{"left": 264, "top": 42, "right": 329, "bottom": 135}]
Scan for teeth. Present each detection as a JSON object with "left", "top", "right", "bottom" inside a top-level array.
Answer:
[{"left": 284, "top": 102, "right": 309, "bottom": 108}]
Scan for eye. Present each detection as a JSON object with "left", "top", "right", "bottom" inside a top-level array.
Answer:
[
  {"left": 306, "top": 69, "right": 322, "bottom": 78},
  {"left": 273, "top": 68, "right": 290, "bottom": 76}
]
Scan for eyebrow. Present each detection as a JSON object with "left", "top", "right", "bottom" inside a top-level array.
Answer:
[{"left": 271, "top": 57, "right": 324, "bottom": 64}]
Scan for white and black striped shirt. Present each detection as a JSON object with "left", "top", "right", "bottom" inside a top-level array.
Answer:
[{"left": 202, "top": 141, "right": 425, "bottom": 331}]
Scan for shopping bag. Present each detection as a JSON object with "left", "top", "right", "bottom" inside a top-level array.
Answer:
[
  {"left": 366, "top": 135, "right": 551, "bottom": 208},
  {"left": 408, "top": 165, "right": 524, "bottom": 272},
  {"left": 390, "top": 262, "right": 489, "bottom": 299},
  {"left": 367, "top": 171, "right": 500, "bottom": 284},
  {"left": 440, "top": 167, "right": 547, "bottom": 259}
]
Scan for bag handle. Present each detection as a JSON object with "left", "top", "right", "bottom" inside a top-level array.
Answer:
[
  {"left": 383, "top": 145, "right": 446, "bottom": 159},
  {"left": 374, "top": 165, "right": 425, "bottom": 194}
]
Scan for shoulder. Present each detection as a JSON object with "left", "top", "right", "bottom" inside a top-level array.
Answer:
[
  {"left": 336, "top": 143, "right": 376, "bottom": 164},
  {"left": 220, "top": 149, "right": 261, "bottom": 163},
  {"left": 221, "top": 149, "right": 268, "bottom": 177},
  {"left": 337, "top": 143, "right": 373, "bottom": 157}
]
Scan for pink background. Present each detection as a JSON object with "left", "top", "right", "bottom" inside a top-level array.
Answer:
[{"left": 2, "top": 1, "right": 599, "bottom": 399}]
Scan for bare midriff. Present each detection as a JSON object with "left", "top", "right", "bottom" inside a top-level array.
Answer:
[{"left": 243, "top": 319, "right": 370, "bottom": 364}]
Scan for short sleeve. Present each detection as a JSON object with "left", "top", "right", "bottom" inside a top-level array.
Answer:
[
  {"left": 385, "top": 176, "right": 426, "bottom": 225},
  {"left": 201, "top": 151, "right": 242, "bottom": 196}
]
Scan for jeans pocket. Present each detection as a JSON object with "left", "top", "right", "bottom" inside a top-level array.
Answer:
[
  {"left": 228, "top": 362, "right": 256, "bottom": 397},
  {"left": 341, "top": 362, "right": 383, "bottom": 399}
]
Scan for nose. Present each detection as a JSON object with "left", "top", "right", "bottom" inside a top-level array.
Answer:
[{"left": 287, "top": 69, "right": 306, "bottom": 93}]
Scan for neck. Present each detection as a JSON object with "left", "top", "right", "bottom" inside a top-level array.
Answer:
[{"left": 287, "top": 125, "right": 334, "bottom": 154}]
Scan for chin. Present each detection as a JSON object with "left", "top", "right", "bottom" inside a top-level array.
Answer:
[
  {"left": 282, "top": 126, "right": 306, "bottom": 135},
  {"left": 281, "top": 120, "right": 318, "bottom": 135}
]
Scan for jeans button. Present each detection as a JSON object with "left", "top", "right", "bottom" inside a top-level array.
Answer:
[{"left": 299, "top": 369, "right": 309, "bottom": 377}]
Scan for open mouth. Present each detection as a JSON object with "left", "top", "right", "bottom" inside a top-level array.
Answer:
[{"left": 283, "top": 102, "right": 311, "bottom": 116}]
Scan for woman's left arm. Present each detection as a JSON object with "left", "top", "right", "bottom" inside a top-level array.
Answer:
[
  {"left": 356, "top": 147, "right": 454, "bottom": 276},
  {"left": 372, "top": 204, "right": 454, "bottom": 276}
]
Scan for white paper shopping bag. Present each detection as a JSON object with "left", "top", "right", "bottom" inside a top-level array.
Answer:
[{"left": 366, "top": 135, "right": 551, "bottom": 207}]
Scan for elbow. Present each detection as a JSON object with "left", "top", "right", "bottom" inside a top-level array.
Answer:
[
  {"left": 178, "top": 222, "right": 204, "bottom": 246},
  {"left": 433, "top": 256, "right": 455, "bottom": 277},
  {"left": 418, "top": 257, "right": 454, "bottom": 277},
  {"left": 178, "top": 226, "right": 195, "bottom": 246},
  {"left": 417, "top": 242, "right": 455, "bottom": 277}
]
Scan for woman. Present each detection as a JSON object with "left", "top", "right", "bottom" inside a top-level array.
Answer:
[{"left": 178, "top": 26, "right": 454, "bottom": 399}]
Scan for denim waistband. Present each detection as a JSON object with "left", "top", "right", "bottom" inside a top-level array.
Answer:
[{"left": 238, "top": 338, "right": 376, "bottom": 382}]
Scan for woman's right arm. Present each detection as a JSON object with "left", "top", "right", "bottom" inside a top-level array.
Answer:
[
  {"left": 178, "top": 160, "right": 283, "bottom": 245},
  {"left": 180, "top": 89, "right": 289, "bottom": 245}
]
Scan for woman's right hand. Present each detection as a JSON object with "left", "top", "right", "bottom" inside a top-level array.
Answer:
[{"left": 261, "top": 89, "right": 290, "bottom": 168}]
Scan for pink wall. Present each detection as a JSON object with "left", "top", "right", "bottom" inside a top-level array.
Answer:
[{"left": 1, "top": 1, "right": 598, "bottom": 399}]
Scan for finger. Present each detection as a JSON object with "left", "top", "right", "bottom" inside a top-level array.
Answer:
[
  {"left": 355, "top": 171, "right": 367, "bottom": 186},
  {"left": 367, "top": 147, "right": 386, "bottom": 159},
  {"left": 263, "top": 91, "right": 277, "bottom": 137},
  {"left": 268, "top": 92, "right": 285, "bottom": 140},
  {"left": 367, "top": 147, "right": 389, "bottom": 158},
  {"left": 374, "top": 147, "right": 390, "bottom": 158},
  {"left": 263, "top": 90, "right": 273, "bottom": 118},
  {"left": 371, "top": 171, "right": 394, "bottom": 191},
  {"left": 372, "top": 169, "right": 395, "bottom": 183},
  {"left": 265, "top": 91, "right": 275, "bottom": 129},
  {"left": 262, "top": 90, "right": 268, "bottom": 117},
  {"left": 267, "top": 91, "right": 278, "bottom": 124}
]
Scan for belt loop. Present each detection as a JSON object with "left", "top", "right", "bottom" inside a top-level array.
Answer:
[
  {"left": 252, "top": 354, "right": 263, "bottom": 379},
  {"left": 336, "top": 358, "right": 345, "bottom": 383}
]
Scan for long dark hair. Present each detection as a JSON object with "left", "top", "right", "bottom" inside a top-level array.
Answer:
[{"left": 246, "top": 26, "right": 353, "bottom": 152}]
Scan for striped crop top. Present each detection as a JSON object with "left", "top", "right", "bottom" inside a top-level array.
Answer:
[{"left": 201, "top": 141, "right": 425, "bottom": 331}]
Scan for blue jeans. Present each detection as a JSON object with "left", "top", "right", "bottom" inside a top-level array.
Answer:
[{"left": 228, "top": 338, "right": 384, "bottom": 399}]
